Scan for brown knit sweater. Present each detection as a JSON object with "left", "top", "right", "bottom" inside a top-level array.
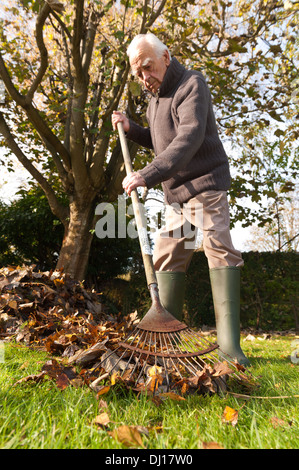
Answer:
[{"left": 126, "top": 57, "right": 231, "bottom": 205}]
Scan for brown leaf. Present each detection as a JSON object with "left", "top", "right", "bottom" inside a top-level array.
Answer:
[
  {"left": 270, "top": 416, "right": 290, "bottom": 429},
  {"left": 8, "top": 300, "right": 18, "bottom": 310},
  {"left": 41, "top": 359, "right": 80, "bottom": 390},
  {"left": 181, "top": 381, "right": 189, "bottom": 394},
  {"left": 202, "top": 441, "right": 224, "bottom": 449},
  {"left": 150, "top": 396, "right": 163, "bottom": 407},
  {"left": 68, "top": 340, "right": 108, "bottom": 366},
  {"left": 41, "top": 359, "right": 62, "bottom": 378},
  {"left": 110, "top": 425, "right": 145, "bottom": 448},
  {"left": 13, "top": 371, "right": 47, "bottom": 385},
  {"left": 56, "top": 372, "right": 70, "bottom": 390},
  {"left": 146, "top": 365, "right": 164, "bottom": 392},
  {"left": 212, "top": 361, "right": 233, "bottom": 377},
  {"left": 160, "top": 392, "right": 186, "bottom": 402},
  {"left": 94, "top": 412, "right": 110, "bottom": 428},
  {"left": 98, "top": 399, "right": 108, "bottom": 411}
]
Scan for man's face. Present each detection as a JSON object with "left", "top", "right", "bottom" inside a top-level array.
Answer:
[{"left": 130, "top": 43, "right": 170, "bottom": 94}]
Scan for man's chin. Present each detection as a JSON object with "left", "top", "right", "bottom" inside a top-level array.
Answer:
[{"left": 146, "top": 83, "right": 159, "bottom": 93}]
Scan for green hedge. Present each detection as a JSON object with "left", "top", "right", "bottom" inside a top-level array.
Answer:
[{"left": 120, "top": 251, "right": 298, "bottom": 332}]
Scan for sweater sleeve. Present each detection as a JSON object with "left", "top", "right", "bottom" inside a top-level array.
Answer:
[
  {"left": 126, "top": 119, "right": 153, "bottom": 149},
  {"left": 139, "top": 76, "right": 210, "bottom": 189}
]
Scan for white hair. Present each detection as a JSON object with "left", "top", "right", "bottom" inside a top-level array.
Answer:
[{"left": 127, "top": 33, "right": 171, "bottom": 61}]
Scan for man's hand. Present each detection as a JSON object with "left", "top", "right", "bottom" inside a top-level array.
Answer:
[
  {"left": 111, "top": 111, "right": 130, "bottom": 132},
  {"left": 122, "top": 172, "right": 146, "bottom": 196}
]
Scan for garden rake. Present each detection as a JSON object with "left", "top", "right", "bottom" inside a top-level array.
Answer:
[{"left": 93, "top": 122, "right": 252, "bottom": 394}]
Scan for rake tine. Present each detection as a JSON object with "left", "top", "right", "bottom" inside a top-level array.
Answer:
[
  {"left": 158, "top": 332, "right": 170, "bottom": 390},
  {"left": 134, "top": 331, "right": 154, "bottom": 386},
  {"left": 165, "top": 331, "right": 198, "bottom": 375},
  {"left": 160, "top": 331, "right": 184, "bottom": 379}
]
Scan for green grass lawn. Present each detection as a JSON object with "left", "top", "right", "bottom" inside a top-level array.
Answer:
[{"left": 0, "top": 334, "right": 298, "bottom": 450}]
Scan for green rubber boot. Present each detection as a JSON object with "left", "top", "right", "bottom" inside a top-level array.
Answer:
[
  {"left": 155, "top": 271, "right": 186, "bottom": 321},
  {"left": 209, "top": 266, "right": 250, "bottom": 367}
]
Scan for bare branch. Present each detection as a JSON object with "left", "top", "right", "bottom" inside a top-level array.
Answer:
[
  {"left": 72, "top": 0, "right": 85, "bottom": 78},
  {"left": 145, "top": 0, "right": 167, "bottom": 29},
  {"left": 139, "top": 0, "right": 148, "bottom": 34},
  {"left": 82, "top": 8, "right": 99, "bottom": 75},
  {"left": 103, "top": 61, "right": 130, "bottom": 119},
  {"left": 25, "top": 3, "right": 52, "bottom": 103}
]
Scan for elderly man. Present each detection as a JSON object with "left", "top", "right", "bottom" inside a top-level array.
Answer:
[{"left": 112, "top": 33, "right": 250, "bottom": 366}]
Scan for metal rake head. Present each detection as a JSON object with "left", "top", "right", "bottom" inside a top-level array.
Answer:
[{"left": 91, "top": 285, "right": 253, "bottom": 395}]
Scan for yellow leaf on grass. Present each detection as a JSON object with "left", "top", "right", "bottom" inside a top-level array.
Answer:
[
  {"left": 222, "top": 406, "right": 239, "bottom": 426},
  {"left": 160, "top": 392, "right": 186, "bottom": 401},
  {"left": 110, "top": 425, "right": 145, "bottom": 448},
  {"left": 111, "top": 372, "right": 118, "bottom": 385},
  {"left": 94, "top": 412, "right": 110, "bottom": 428}
]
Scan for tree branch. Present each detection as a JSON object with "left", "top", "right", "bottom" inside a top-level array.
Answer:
[
  {"left": 82, "top": 7, "right": 99, "bottom": 75},
  {"left": 139, "top": 0, "right": 148, "bottom": 34},
  {"left": 145, "top": 0, "right": 167, "bottom": 29},
  {"left": 72, "top": 0, "right": 85, "bottom": 78},
  {"left": 25, "top": 3, "right": 51, "bottom": 103}
]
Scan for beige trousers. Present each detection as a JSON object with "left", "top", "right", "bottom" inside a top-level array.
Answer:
[{"left": 153, "top": 191, "right": 244, "bottom": 272}]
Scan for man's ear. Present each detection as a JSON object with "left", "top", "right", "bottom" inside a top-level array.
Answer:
[{"left": 164, "top": 49, "right": 171, "bottom": 66}]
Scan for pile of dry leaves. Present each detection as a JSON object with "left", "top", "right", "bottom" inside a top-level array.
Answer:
[{"left": 0, "top": 265, "right": 255, "bottom": 398}]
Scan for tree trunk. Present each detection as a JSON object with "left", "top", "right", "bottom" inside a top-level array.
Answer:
[{"left": 56, "top": 198, "right": 97, "bottom": 280}]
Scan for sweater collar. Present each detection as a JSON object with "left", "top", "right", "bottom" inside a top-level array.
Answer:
[{"left": 158, "top": 57, "right": 186, "bottom": 97}]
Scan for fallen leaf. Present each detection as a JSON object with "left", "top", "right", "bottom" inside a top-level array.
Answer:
[
  {"left": 147, "top": 365, "right": 162, "bottom": 377},
  {"left": 110, "top": 425, "right": 145, "bottom": 448},
  {"left": 111, "top": 372, "right": 118, "bottom": 385},
  {"left": 94, "top": 412, "right": 110, "bottom": 428},
  {"left": 98, "top": 399, "right": 108, "bottom": 411},
  {"left": 13, "top": 371, "right": 47, "bottom": 385},
  {"left": 270, "top": 416, "right": 291, "bottom": 429},
  {"left": 68, "top": 340, "right": 108, "bottom": 365},
  {"left": 56, "top": 372, "right": 70, "bottom": 390},
  {"left": 202, "top": 441, "right": 224, "bottom": 449},
  {"left": 212, "top": 361, "right": 233, "bottom": 377},
  {"left": 160, "top": 392, "right": 186, "bottom": 401},
  {"left": 41, "top": 359, "right": 62, "bottom": 378},
  {"left": 96, "top": 385, "right": 110, "bottom": 398},
  {"left": 146, "top": 365, "right": 164, "bottom": 392},
  {"left": 150, "top": 396, "right": 163, "bottom": 407},
  {"left": 222, "top": 406, "right": 239, "bottom": 426},
  {"left": 8, "top": 300, "right": 18, "bottom": 309},
  {"left": 20, "top": 361, "right": 30, "bottom": 370},
  {"left": 181, "top": 381, "right": 189, "bottom": 394}
]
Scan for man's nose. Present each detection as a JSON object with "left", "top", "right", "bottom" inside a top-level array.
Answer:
[{"left": 141, "top": 70, "right": 151, "bottom": 82}]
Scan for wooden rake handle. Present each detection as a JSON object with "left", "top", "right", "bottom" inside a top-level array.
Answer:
[{"left": 117, "top": 122, "right": 157, "bottom": 287}]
